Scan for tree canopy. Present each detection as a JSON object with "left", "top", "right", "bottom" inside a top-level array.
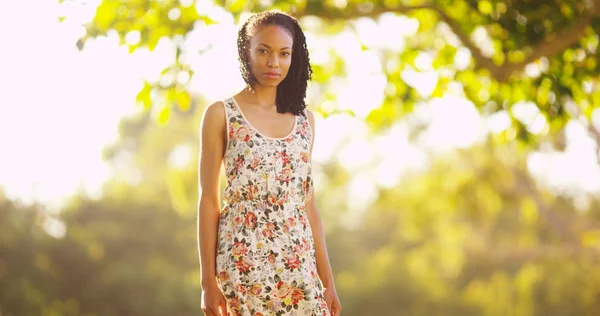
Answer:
[{"left": 2, "top": 1, "right": 600, "bottom": 315}]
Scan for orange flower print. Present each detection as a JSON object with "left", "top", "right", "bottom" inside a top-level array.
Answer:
[
  {"left": 268, "top": 252, "right": 277, "bottom": 264},
  {"left": 273, "top": 281, "right": 292, "bottom": 299},
  {"left": 249, "top": 283, "right": 263, "bottom": 296},
  {"left": 262, "top": 222, "right": 275, "bottom": 238},
  {"left": 244, "top": 212, "right": 257, "bottom": 229},
  {"left": 299, "top": 215, "right": 307, "bottom": 228},
  {"left": 249, "top": 154, "right": 260, "bottom": 169},
  {"left": 266, "top": 298, "right": 282, "bottom": 312},
  {"left": 232, "top": 241, "right": 249, "bottom": 258},
  {"left": 230, "top": 295, "right": 242, "bottom": 310},
  {"left": 275, "top": 150, "right": 291, "bottom": 166},
  {"left": 236, "top": 284, "right": 246, "bottom": 295},
  {"left": 277, "top": 166, "right": 292, "bottom": 183},
  {"left": 247, "top": 184, "right": 259, "bottom": 200},
  {"left": 235, "top": 257, "right": 254, "bottom": 274},
  {"left": 302, "top": 179, "right": 309, "bottom": 195},
  {"left": 284, "top": 254, "right": 301, "bottom": 270},
  {"left": 228, "top": 123, "right": 235, "bottom": 139},
  {"left": 277, "top": 193, "right": 288, "bottom": 205},
  {"left": 282, "top": 222, "right": 289, "bottom": 234},
  {"left": 302, "top": 237, "right": 311, "bottom": 253},
  {"left": 236, "top": 126, "right": 252, "bottom": 142},
  {"left": 301, "top": 152, "right": 309, "bottom": 163},
  {"left": 233, "top": 216, "right": 243, "bottom": 230},
  {"left": 215, "top": 100, "right": 328, "bottom": 315},
  {"left": 293, "top": 243, "right": 305, "bottom": 256},
  {"left": 287, "top": 217, "right": 297, "bottom": 227},
  {"left": 235, "top": 156, "right": 244, "bottom": 172},
  {"left": 290, "top": 288, "right": 305, "bottom": 305},
  {"left": 217, "top": 271, "right": 229, "bottom": 282}
]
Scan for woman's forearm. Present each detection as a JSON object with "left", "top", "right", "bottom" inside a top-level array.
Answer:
[
  {"left": 306, "top": 205, "right": 336, "bottom": 289},
  {"left": 198, "top": 196, "right": 221, "bottom": 289}
]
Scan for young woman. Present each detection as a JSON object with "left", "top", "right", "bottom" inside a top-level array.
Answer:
[{"left": 197, "top": 10, "right": 342, "bottom": 316}]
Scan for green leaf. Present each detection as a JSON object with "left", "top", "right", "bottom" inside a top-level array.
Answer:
[
  {"left": 136, "top": 81, "right": 153, "bottom": 109},
  {"left": 478, "top": 1, "right": 493, "bottom": 15},
  {"left": 176, "top": 91, "right": 191, "bottom": 112},
  {"left": 157, "top": 106, "right": 171, "bottom": 126}
]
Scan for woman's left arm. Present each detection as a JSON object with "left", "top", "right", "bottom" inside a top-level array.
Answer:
[
  {"left": 306, "top": 189, "right": 335, "bottom": 289},
  {"left": 305, "top": 110, "right": 342, "bottom": 316}
]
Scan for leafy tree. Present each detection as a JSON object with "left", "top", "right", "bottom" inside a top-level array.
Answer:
[
  {"left": 75, "top": 0, "right": 600, "bottom": 156},
  {"left": 0, "top": 190, "right": 201, "bottom": 316},
  {"left": 3, "top": 0, "right": 593, "bottom": 315}
]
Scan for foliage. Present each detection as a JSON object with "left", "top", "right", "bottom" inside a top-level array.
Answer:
[
  {"left": 2, "top": 0, "right": 599, "bottom": 315},
  {"left": 3, "top": 139, "right": 600, "bottom": 315},
  {"left": 76, "top": 0, "right": 600, "bottom": 152},
  {"left": 1, "top": 192, "right": 200, "bottom": 316}
]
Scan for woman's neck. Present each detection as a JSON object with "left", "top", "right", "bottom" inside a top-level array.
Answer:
[{"left": 244, "top": 85, "right": 277, "bottom": 109}]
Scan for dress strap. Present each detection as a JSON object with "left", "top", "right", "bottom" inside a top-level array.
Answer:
[{"left": 222, "top": 97, "right": 241, "bottom": 147}]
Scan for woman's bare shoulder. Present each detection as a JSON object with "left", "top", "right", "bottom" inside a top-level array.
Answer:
[
  {"left": 305, "top": 108, "right": 315, "bottom": 128},
  {"left": 204, "top": 100, "right": 226, "bottom": 118},
  {"left": 201, "top": 100, "right": 227, "bottom": 134}
]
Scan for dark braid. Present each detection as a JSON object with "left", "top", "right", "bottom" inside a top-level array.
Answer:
[{"left": 237, "top": 11, "right": 313, "bottom": 116}]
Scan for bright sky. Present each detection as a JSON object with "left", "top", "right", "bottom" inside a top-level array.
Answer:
[{"left": 0, "top": 0, "right": 598, "bottom": 213}]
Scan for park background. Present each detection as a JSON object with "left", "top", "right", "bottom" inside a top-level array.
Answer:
[{"left": 2, "top": 0, "right": 600, "bottom": 315}]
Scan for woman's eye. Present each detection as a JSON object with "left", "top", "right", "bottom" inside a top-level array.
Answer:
[
  {"left": 258, "top": 49, "right": 268, "bottom": 54},
  {"left": 281, "top": 52, "right": 290, "bottom": 57}
]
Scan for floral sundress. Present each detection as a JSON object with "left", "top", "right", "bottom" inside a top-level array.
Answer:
[{"left": 215, "top": 97, "right": 330, "bottom": 316}]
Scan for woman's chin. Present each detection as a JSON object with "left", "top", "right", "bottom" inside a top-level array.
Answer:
[{"left": 255, "top": 80, "right": 281, "bottom": 88}]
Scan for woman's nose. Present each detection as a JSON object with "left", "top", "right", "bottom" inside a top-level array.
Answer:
[{"left": 267, "top": 55, "right": 279, "bottom": 67}]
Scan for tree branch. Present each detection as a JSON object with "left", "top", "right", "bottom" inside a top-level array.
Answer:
[
  {"left": 294, "top": 3, "right": 437, "bottom": 20},
  {"left": 495, "top": 14, "right": 596, "bottom": 81},
  {"left": 294, "top": 1, "right": 600, "bottom": 82}
]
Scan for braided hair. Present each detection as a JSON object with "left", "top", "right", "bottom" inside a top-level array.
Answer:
[{"left": 237, "top": 11, "right": 313, "bottom": 116}]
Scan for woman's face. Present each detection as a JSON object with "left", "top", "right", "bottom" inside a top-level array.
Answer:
[{"left": 247, "top": 24, "right": 294, "bottom": 88}]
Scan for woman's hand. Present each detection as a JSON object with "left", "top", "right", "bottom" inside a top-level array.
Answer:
[
  {"left": 201, "top": 282, "right": 228, "bottom": 316},
  {"left": 324, "top": 286, "right": 342, "bottom": 316}
]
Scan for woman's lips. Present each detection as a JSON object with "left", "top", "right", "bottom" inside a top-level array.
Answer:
[{"left": 264, "top": 72, "right": 280, "bottom": 79}]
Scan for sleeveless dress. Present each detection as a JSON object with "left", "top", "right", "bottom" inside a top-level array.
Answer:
[{"left": 215, "top": 97, "right": 330, "bottom": 316}]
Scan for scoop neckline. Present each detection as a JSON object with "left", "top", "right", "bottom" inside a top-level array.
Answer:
[{"left": 230, "top": 96, "right": 298, "bottom": 141}]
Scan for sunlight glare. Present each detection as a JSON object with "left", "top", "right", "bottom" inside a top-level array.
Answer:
[
  {"left": 0, "top": 0, "right": 164, "bottom": 209},
  {"left": 528, "top": 120, "right": 600, "bottom": 195},
  {"left": 420, "top": 95, "right": 485, "bottom": 151},
  {"left": 379, "top": 13, "right": 419, "bottom": 39},
  {"left": 336, "top": 72, "right": 386, "bottom": 118},
  {"left": 43, "top": 216, "right": 67, "bottom": 239},
  {"left": 312, "top": 114, "right": 365, "bottom": 164},
  {"left": 454, "top": 47, "right": 472, "bottom": 70},
  {"left": 169, "top": 144, "right": 193, "bottom": 169},
  {"left": 486, "top": 110, "right": 512, "bottom": 134},
  {"left": 348, "top": 173, "right": 378, "bottom": 209},
  {"left": 373, "top": 122, "right": 429, "bottom": 188},
  {"left": 512, "top": 101, "right": 538, "bottom": 125},
  {"left": 414, "top": 52, "right": 434, "bottom": 71},
  {"left": 471, "top": 26, "right": 495, "bottom": 57},
  {"left": 401, "top": 67, "right": 439, "bottom": 97},
  {"left": 305, "top": 34, "right": 330, "bottom": 65},
  {"left": 354, "top": 17, "right": 385, "bottom": 49},
  {"left": 188, "top": 22, "right": 243, "bottom": 101},
  {"left": 338, "top": 138, "right": 375, "bottom": 170}
]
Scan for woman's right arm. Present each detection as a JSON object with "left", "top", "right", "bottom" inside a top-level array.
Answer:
[{"left": 197, "top": 101, "right": 227, "bottom": 316}]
